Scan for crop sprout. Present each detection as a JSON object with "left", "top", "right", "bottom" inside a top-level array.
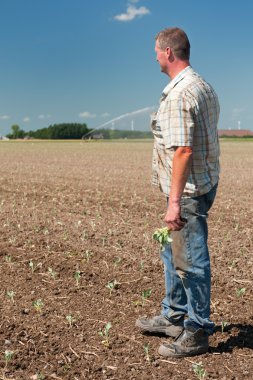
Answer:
[
  {"left": 4, "top": 350, "right": 14, "bottom": 368},
  {"left": 221, "top": 320, "right": 228, "bottom": 333},
  {"left": 74, "top": 270, "right": 81, "bottom": 286},
  {"left": 32, "top": 299, "right": 44, "bottom": 313},
  {"left": 99, "top": 322, "right": 112, "bottom": 347},
  {"left": 6, "top": 290, "right": 15, "bottom": 304},
  {"left": 141, "top": 289, "right": 152, "bottom": 306},
  {"left": 106, "top": 279, "right": 119, "bottom": 295},
  {"left": 66, "top": 314, "right": 75, "bottom": 328},
  {"left": 48, "top": 267, "right": 57, "bottom": 279},
  {"left": 143, "top": 343, "right": 150, "bottom": 361},
  {"left": 192, "top": 362, "right": 207, "bottom": 379},
  {"left": 236, "top": 287, "right": 246, "bottom": 297}
]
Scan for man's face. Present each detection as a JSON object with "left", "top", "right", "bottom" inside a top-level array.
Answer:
[{"left": 155, "top": 41, "right": 168, "bottom": 74}]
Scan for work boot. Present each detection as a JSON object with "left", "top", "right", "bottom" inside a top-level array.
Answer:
[
  {"left": 158, "top": 327, "right": 209, "bottom": 357},
  {"left": 135, "top": 315, "right": 184, "bottom": 337}
]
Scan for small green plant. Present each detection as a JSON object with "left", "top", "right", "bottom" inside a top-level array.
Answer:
[
  {"left": 84, "top": 250, "right": 93, "bottom": 262},
  {"left": 29, "top": 260, "right": 35, "bottom": 273},
  {"left": 37, "top": 371, "right": 46, "bottom": 380},
  {"left": 48, "top": 267, "right": 57, "bottom": 279},
  {"left": 99, "top": 322, "right": 112, "bottom": 347},
  {"left": 143, "top": 343, "right": 150, "bottom": 361},
  {"left": 141, "top": 288, "right": 152, "bottom": 306},
  {"left": 5, "top": 255, "right": 13, "bottom": 263},
  {"left": 153, "top": 227, "right": 173, "bottom": 250},
  {"left": 74, "top": 270, "right": 81, "bottom": 286},
  {"left": 113, "top": 257, "right": 122, "bottom": 267},
  {"left": 221, "top": 320, "right": 228, "bottom": 333},
  {"left": 66, "top": 314, "right": 75, "bottom": 327},
  {"left": 192, "top": 361, "right": 207, "bottom": 379},
  {"left": 140, "top": 260, "right": 145, "bottom": 271},
  {"left": 236, "top": 287, "right": 246, "bottom": 298},
  {"left": 6, "top": 290, "right": 15, "bottom": 303},
  {"left": 106, "top": 279, "right": 119, "bottom": 295},
  {"left": 32, "top": 299, "right": 44, "bottom": 312},
  {"left": 4, "top": 350, "right": 14, "bottom": 367}
]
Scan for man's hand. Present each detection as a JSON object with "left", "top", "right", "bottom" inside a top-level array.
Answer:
[{"left": 164, "top": 202, "right": 186, "bottom": 231}]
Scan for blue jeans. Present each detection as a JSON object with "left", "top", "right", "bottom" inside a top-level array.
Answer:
[{"left": 160, "top": 184, "right": 218, "bottom": 335}]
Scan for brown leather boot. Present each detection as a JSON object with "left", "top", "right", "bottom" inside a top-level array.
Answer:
[{"left": 158, "top": 327, "right": 209, "bottom": 357}]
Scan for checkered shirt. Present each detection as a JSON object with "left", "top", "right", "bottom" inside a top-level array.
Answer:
[{"left": 151, "top": 66, "right": 220, "bottom": 197}]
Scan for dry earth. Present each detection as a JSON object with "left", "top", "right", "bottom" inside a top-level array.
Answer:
[{"left": 0, "top": 140, "right": 252, "bottom": 380}]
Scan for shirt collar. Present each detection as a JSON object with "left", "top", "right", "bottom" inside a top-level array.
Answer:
[{"left": 161, "top": 66, "right": 193, "bottom": 98}]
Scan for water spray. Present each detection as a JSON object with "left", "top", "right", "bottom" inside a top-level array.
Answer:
[{"left": 82, "top": 106, "right": 156, "bottom": 138}]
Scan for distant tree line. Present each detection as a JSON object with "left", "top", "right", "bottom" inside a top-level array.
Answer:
[
  {"left": 6, "top": 124, "right": 153, "bottom": 140},
  {"left": 6, "top": 123, "right": 90, "bottom": 139}
]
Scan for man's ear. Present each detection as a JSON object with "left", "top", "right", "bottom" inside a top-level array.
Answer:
[{"left": 166, "top": 47, "right": 174, "bottom": 63}]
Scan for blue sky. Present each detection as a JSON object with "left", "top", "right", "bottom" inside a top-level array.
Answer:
[{"left": 1, "top": 0, "right": 253, "bottom": 135}]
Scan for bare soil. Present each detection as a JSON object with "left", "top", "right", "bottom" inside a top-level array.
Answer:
[{"left": 0, "top": 140, "right": 252, "bottom": 380}]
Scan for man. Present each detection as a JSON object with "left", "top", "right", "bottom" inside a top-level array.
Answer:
[{"left": 136, "top": 27, "right": 220, "bottom": 357}]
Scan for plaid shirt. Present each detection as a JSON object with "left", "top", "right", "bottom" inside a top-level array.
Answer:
[{"left": 151, "top": 66, "right": 220, "bottom": 197}]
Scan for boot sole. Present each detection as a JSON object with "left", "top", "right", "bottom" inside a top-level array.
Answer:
[{"left": 158, "top": 345, "right": 209, "bottom": 357}]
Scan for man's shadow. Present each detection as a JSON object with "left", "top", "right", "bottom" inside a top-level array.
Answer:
[{"left": 210, "top": 323, "right": 253, "bottom": 353}]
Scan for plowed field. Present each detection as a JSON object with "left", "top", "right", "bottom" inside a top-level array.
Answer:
[{"left": 0, "top": 140, "right": 252, "bottom": 380}]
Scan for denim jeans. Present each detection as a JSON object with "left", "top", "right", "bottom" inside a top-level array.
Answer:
[{"left": 160, "top": 184, "right": 218, "bottom": 335}]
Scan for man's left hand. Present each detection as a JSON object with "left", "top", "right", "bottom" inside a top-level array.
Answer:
[{"left": 164, "top": 203, "right": 186, "bottom": 231}]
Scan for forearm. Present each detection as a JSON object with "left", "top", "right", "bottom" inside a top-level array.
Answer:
[{"left": 169, "top": 146, "right": 193, "bottom": 207}]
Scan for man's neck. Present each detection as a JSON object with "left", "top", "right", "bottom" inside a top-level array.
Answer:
[{"left": 168, "top": 61, "right": 190, "bottom": 79}]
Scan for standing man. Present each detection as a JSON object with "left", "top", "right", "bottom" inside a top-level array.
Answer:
[{"left": 136, "top": 27, "right": 220, "bottom": 357}]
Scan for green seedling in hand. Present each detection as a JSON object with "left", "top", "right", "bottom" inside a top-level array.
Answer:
[
  {"left": 99, "top": 322, "right": 112, "bottom": 347},
  {"left": 153, "top": 227, "right": 173, "bottom": 250}
]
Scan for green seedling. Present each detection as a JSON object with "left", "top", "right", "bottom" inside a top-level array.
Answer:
[
  {"left": 6, "top": 290, "right": 15, "bottom": 303},
  {"left": 4, "top": 350, "right": 14, "bottom": 367},
  {"left": 113, "top": 257, "right": 122, "bottom": 267},
  {"left": 66, "top": 314, "right": 75, "bottom": 327},
  {"left": 99, "top": 322, "right": 112, "bottom": 347},
  {"left": 141, "top": 288, "right": 152, "bottom": 306},
  {"left": 5, "top": 255, "right": 13, "bottom": 263},
  {"left": 140, "top": 260, "right": 145, "bottom": 271},
  {"left": 48, "top": 267, "right": 57, "bottom": 279},
  {"left": 236, "top": 287, "right": 246, "bottom": 298},
  {"left": 32, "top": 299, "right": 44, "bottom": 312},
  {"left": 153, "top": 227, "right": 173, "bottom": 250},
  {"left": 84, "top": 250, "right": 93, "bottom": 262},
  {"left": 221, "top": 320, "right": 228, "bottom": 333},
  {"left": 37, "top": 372, "right": 46, "bottom": 380},
  {"left": 192, "top": 361, "right": 207, "bottom": 379},
  {"left": 74, "top": 270, "right": 81, "bottom": 286},
  {"left": 106, "top": 279, "right": 119, "bottom": 295},
  {"left": 29, "top": 260, "right": 35, "bottom": 273},
  {"left": 143, "top": 343, "right": 150, "bottom": 361}
]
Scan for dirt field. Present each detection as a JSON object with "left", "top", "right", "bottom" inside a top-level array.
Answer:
[{"left": 0, "top": 140, "right": 252, "bottom": 380}]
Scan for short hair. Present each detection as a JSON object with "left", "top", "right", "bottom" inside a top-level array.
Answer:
[{"left": 156, "top": 27, "right": 190, "bottom": 61}]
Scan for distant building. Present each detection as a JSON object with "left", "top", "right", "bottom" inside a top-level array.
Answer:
[{"left": 218, "top": 129, "right": 253, "bottom": 137}]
